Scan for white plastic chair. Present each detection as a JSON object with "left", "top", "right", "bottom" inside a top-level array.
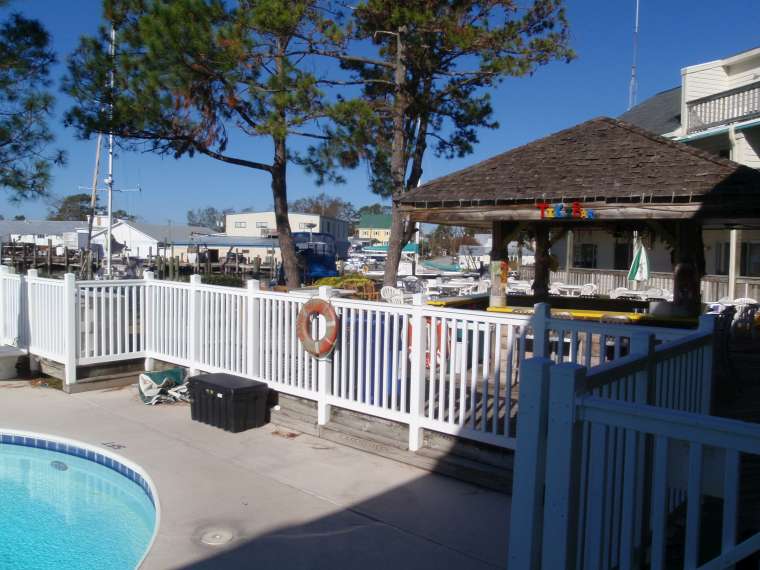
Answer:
[
  {"left": 609, "top": 287, "right": 626, "bottom": 299},
  {"left": 579, "top": 283, "right": 598, "bottom": 297},
  {"left": 643, "top": 287, "right": 666, "bottom": 300},
  {"left": 380, "top": 286, "right": 401, "bottom": 301}
]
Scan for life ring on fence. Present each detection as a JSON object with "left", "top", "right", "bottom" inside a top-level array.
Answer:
[
  {"left": 408, "top": 318, "right": 453, "bottom": 368},
  {"left": 296, "top": 298, "right": 340, "bottom": 358}
]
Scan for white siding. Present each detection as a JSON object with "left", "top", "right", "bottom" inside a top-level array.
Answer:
[
  {"left": 737, "top": 129, "right": 760, "bottom": 169},
  {"left": 683, "top": 64, "right": 728, "bottom": 102},
  {"left": 225, "top": 211, "right": 348, "bottom": 242},
  {"left": 726, "top": 54, "right": 760, "bottom": 89}
]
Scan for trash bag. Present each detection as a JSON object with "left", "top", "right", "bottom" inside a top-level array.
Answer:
[{"left": 138, "top": 368, "right": 189, "bottom": 405}]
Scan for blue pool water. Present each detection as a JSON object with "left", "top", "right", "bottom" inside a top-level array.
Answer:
[{"left": 0, "top": 442, "right": 156, "bottom": 569}]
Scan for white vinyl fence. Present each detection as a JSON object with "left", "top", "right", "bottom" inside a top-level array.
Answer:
[
  {"left": 507, "top": 324, "right": 760, "bottom": 569},
  {"left": 0, "top": 266, "right": 703, "bottom": 452}
]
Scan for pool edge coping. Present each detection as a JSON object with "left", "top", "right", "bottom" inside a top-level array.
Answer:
[{"left": 0, "top": 427, "right": 161, "bottom": 570}]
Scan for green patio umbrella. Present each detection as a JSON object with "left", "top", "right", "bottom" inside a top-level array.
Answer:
[{"left": 627, "top": 238, "right": 650, "bottom": 282}]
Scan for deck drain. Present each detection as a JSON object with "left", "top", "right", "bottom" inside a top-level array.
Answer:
[
  {"left": 50, "top": 460, "right": 68, "bottom": 471},
  {"left": 200, "top": 528, "right": 235, "bottom": 546}
]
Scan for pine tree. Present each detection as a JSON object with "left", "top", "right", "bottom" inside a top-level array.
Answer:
[
  {"left": 322, "top": 0, "right": 574, "bottom": 284},
  {"left": 0, "top": 8, "right": 64, "bottom": 199},
  {"left": 64, "top": 0, "right": 354, "bottom": 287}
]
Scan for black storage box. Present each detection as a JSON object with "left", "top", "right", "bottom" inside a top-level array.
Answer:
[{"left": 188, "top": 373, "right": 269, "bottom": 432}]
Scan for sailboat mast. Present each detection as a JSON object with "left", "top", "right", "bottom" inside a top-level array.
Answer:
[
  {"left": 627, "top": 0, "right": 640, "bottom": 110},
  {"left": 105, "top": 26, "right": 116, "bottom": 277}
]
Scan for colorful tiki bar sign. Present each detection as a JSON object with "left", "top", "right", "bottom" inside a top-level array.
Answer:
[{"left": 536, "top": 201, "right": 595, "bottom": 220}]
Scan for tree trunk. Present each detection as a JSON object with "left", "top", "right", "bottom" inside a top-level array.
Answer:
[
  {"left": 384, "top": 207, "right": 407, "bottom": 286},
  {"left": 271, "top": 138, "right": 300, "bottom": 289},
  {"left": 383, "top": 28, "right": 409, "bottom": 287},
  {"left": 532, "top": 224, "right": 551, "bottom": 300}
]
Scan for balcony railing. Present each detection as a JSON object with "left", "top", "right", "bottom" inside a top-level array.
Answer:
[{"left": 686, "top": 80, "right": 760, "bottom": 133}]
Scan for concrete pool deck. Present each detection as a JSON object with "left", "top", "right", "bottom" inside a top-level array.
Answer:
[{"left": 0, "top": 381, "right": 510, "bottom": 569}]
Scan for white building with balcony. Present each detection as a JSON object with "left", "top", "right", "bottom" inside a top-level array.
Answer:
[
  {"left": 548, "top": 46, "right": 760, "bottom": 299},
  {"left": 225, "top": 211, "right": 350, "bottom": 256}
]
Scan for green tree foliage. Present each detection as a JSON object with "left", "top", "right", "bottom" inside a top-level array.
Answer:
[
  {"left": 112, "top": 208, "right": 135, "bottom": 221},
  {"left": 428, "top": 225, "right": 477, "bottom": 257},
  {"left": 187, "top": 206, "right": 229, "bottom": 230},
  {"left": 357, "top": 203, "right": 391, "bottom": 217},
  {"left": 47, "top": 193, "right": 92, "bottom": 221},
  {"left": 289, "top": 192, "right": 355, "bottom": 221},
  {"left": 321, "top": 0, "right": 573, "bottom": 283},
  {"left": 63, "top": 0, "right": 355, "bottom": 288},
  {"left": 0, "top": 9, "right": 64, "bottom": 199},
  {"left": 47, "top": 192, "right": 134, "bottom": 222}
]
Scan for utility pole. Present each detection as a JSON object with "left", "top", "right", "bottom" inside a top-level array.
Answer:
[{"left": 105, "top": 25, "right": 116, "bottom": 278}]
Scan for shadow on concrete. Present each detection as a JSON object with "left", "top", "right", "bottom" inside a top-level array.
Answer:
[{"left": 179, "top": 468, "right": 509, "bottom": 570}]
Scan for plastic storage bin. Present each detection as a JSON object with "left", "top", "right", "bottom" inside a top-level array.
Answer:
[{"left": 188, "top": 373, "right": 268, "bottom": 432}]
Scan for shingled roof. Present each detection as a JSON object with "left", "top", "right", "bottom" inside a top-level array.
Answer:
[
  {"left": 618, "top": 87, "right": 682, "bottom": 135},
  {"left": 399, "top": 117, "right": 760, "bottom": 209}
]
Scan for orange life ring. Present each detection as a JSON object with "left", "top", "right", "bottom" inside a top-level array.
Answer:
[{"left": 296, "top": 298, "right": 340, "bottom": 358}]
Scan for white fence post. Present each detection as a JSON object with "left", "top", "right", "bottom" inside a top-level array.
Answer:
[
  {"left": 26, "top": 269, "right": 37, "bottom": 358},
  {"left": 541, "top": 362, "right": 585, "bottom": 569},
  {"left": 247, "top": 279, "right": 260, "bottom": 378},
  {"left": 508, "top": 356, "right": 552, "bottom": 569},
  {"left": 188, "top": 274, "right": 201, "bottom": 376},
  {"left": 317, "top": 286, "right": 334, "bottom": 425},
  {"left": 0, "top": 265, "right": 7, "bottom": 344},
  {"left": 143, "top": 271, "right": 155, "bottom": 372},
  {"left": 532, "top": 302, "right": 551, "bottom": 357},
  {"left": 408, "top": 293, "right": 427, "bottom": 451},
  {"left": 630, "top": 332, "right": 656, "bottom": 402},
  {"left": 63, "top": 273, "right": 77, "bottom": 386},
  {"left": 698, "top": 314, "right": 716, "bottom": 414}
]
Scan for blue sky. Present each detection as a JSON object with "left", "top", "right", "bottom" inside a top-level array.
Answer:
[{"left": 4, "top": 0, "right": 759, "bottom": 223}]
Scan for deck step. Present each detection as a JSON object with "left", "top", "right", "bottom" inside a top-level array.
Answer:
[
  {"left": 267, "top": 392, "right": 513, "bottom": 493},
  {"left": 64, "top": 371, "right": 140, "bottom": 394}
]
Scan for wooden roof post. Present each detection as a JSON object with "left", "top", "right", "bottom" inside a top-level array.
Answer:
[
  {"left": 672, "top": 220, "right": 705, "bottom": 316},
  {"left": 490, "top": 221, "right": 519, "bottom": 307},
  {"left": 533, "top": 224, "right": 551, "bottom": 301}
]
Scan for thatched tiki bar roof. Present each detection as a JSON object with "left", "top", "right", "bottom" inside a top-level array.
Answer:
[{"left": 397, "top": 117, "right": 760, "bottom": 311}]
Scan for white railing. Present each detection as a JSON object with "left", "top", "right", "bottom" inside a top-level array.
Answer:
[
  {"left": 251, "top": 286, "right": 314, "bottom": 397},
  {"left": 0, "top": 266, "right": 702, "bottom": 452},
  {"left": 507, "top": 320, "right": 760, "bottom": 569},
  {"left": 26, "top": 270, "right": 67, "bottom": 363},
  {"left": 77, "top": 279, "right": 146, "bottom": 365},
  {"left": 0, "top": 267, "right": 27, "bottom": 347},
  {"left": 195, "top": 279, "right": 250, "bottom": 378},
  {"left": 520, "top": 265, "right": 760, "bottom": 302},
  {"left": 687, "top": 80, "right": 760, "bottom": 134}
]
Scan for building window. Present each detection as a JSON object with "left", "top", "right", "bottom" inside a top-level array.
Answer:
[
  {"left": 255, "top": 222, "right": 268, "bottom": 228},
  {"left": 613, "top": 242, "right": 633, "bottom": 271},
  {"left": 234, "top": 221, "right": 247, "bottom": 228},
  {"left": 573, "top": 244, "right": 597, "bottom": 269},
  {"left": 715, "top": 242, "right": 730, "bottom": 275},
  {"left": 716, "top": 242, "right": 760, "bottom": 277},
  {"left": 742, "top": 243, "right": 760, "bottom": 277}
]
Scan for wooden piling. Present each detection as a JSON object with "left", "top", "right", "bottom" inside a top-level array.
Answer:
[{"left": 46, "top": 239, "right": 52, "bottom": 275}]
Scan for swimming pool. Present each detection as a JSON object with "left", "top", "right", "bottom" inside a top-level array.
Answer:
[{"left": 0, "top": 430, "right": 158, "bottom": 570}]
